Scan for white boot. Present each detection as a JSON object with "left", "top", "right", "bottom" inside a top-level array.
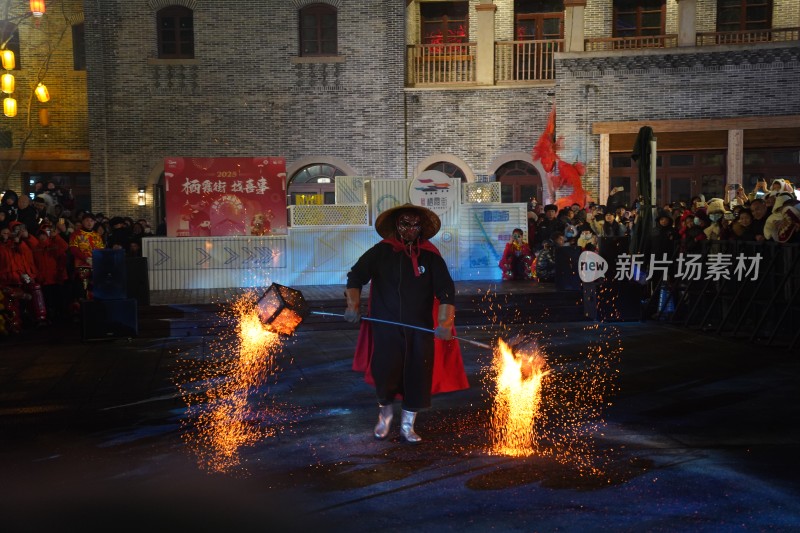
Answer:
[
  {"left": 400, "top": 409, "right": 421, "bottom": 443},
  {"left": 374, "top": 403, "right": 393, "bottom": 439}
]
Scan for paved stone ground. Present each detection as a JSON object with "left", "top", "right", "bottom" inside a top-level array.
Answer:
[{"left": 1, "top": 285, "right": 798, "bottom": 532}]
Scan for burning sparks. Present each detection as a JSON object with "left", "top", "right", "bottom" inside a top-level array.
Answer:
[
  {"left": 484, "top": 326, "right": 621, "bottom": 476},
  {"left": 178, "top": 292, "right": 284, "bottom": 473},
  {"left": 489, "top": 339, "right": 550, "bottom": 457}
]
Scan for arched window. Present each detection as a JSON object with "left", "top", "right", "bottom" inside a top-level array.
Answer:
[
  {"left": 425, "top": 161, "right": 467, "bottom": 182},
  {"left": 158, "top": 5, "right": 194, "bottom": 59},
  {"left": 288, "top": 163, "right": 345, "bottom": 205},
  {"left": 0, "top": 22, "right": 21, "bottom": 70},
  {"left": 299, "top": 3, "right": 337, "bottom": 56},
  {"left": 717, "top": 0, "right": 772, "bottom": 32},
  {"left": 495, "top": 160, "right": 542, "bottom": 203}
]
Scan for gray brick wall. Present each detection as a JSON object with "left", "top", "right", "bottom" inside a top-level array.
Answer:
[
  {"left": 585, "top": 0, "right": 612, "bottom": 39},
  {"left": 557, "top": 44, "right": 800, "bottom": 195},
  {"left": 85, "top": 0, "right": 405, "bottom": 217},
  {"left": 77, "top": 0, "right": 800, "bottom": 219},
  {"left": 406, "top": 87, "right": 553, "bottom": 176}
]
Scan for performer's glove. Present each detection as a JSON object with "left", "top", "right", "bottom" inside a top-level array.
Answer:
[
  {"left": 435, "top": 303, "right": 456, "bottom": 340},
  {"left": 434, "top": 325, "right": 453, "bottom": 341},
  {"left": 344, "top": 287, "right": 362, "bottom": 323},
  {"left": 344, "top": 308, "right": 361, "bottom": 324}
]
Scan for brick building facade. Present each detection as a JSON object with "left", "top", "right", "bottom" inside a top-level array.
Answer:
[{"left": 2, "top": 0, "right": 798, "bottom": 222}]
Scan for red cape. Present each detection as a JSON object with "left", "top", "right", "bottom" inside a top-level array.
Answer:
[{"left": 351, "top": 238, "right": 469, "bottom": 395}]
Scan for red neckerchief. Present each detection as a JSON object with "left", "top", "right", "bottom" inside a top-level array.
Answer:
[{"left": 382, "top": 237, "right": 440, "bottom": 277}]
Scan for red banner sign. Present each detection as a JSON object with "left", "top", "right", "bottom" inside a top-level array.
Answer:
[{"left": 164, "top": 157, "right": 288, "bottom": 237}]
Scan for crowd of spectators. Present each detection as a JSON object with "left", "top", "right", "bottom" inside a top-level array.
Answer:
[
  {"left": 514, "top": 178, "right": 800, "bottom": 282},
  {"left": 0, "top": 183, "right": 156, "bottom": 336}
]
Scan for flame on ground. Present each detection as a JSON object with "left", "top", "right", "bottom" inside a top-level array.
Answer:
[
  {"left": 482, "top": 325, "right": 622, "bottom": 477},
  {"left": 489, "top": 339, "right": 550, "bottom": 457},
  {"left": 179, "top": 292, "right": 283, "bottom": 474}
]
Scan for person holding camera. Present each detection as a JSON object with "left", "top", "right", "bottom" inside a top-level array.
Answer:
[
  {"left": 0, "top": 221, "right": 47, "bottom": 327},
  {"left": 749, "top": 179, "right": 769, "bottom": 201},
  {"left": 499, "top": 228, "right": 534, "bottom": 281}
]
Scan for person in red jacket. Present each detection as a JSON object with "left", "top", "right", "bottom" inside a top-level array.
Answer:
[
  {"left": 499, "top": 228, "right": 535, "bottom": 280},
  {"left": 0, "top": 221, "right": 46, "bottom": 327},
  {"left": 0, "top": 221, "right": 38, "bottom": 285},
  {"left": 32, "top": 221, "right": 69, "bottom": 322}
]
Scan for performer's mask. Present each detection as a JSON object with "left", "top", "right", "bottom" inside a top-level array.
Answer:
[{"left": 396, "top": 212, "right": 422, "bottom": 243}]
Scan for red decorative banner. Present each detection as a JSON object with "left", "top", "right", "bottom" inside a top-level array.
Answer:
[{"left": 163, "top": 157, "right": 288, "bottom": 237}]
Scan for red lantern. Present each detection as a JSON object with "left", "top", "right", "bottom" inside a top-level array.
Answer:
[{"left": 30, "top": 0, "right": 45, "bottom": 18}]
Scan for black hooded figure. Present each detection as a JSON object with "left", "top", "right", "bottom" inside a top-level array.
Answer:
[
  {"left": 631, "top": 126, "right": 655, "bottom": 257},
  {"left": 1, "top": 189, "right": 19, "bottom": 222}
]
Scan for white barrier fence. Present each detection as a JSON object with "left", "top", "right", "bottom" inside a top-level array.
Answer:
[{"left": 143, "top": 202, "right": 527, "bottom": 290}]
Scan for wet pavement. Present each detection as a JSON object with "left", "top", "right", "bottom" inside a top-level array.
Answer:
[{"left": 1, "top": 285, "right": 799, "bottom": 532}]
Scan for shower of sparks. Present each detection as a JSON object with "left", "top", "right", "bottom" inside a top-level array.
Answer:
[
  {"left": 476, "top": 288, "right": 622, "bottom": 476},
  {"left": 177, "top": 291, "right": 284, "bottom": 474},
  {"left": 489, "top": 339, "right": 550, "bottom": 457}
]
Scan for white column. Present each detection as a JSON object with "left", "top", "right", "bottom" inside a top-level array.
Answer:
[
  {"left": 599, "top": 133, "right": 610, "bottom": 205},
  {"left": 676, "top": 0, "right": 697, "bottom": 48},
  {"left": 475, "top": 1, "right": 496, "bottom": 85},
  {"left": 564, "top": 0, "right": 586, "bottom": 53},
  {"left": 727, "top": 129, "right": 744, "bottom": 188}
]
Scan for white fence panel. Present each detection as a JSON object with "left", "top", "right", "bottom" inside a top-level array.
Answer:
[
  {"left": 457, "top": 203, "right": 527, "bottom": 281},
  {"left": 368, "top": 179, "right": 410, "bottom": 223},
  {"left": 335, "top": 176, "right": 369, "bottom": 205}
]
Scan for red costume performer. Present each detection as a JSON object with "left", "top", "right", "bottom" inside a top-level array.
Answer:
[
  {"left": 69, "top": 213, "right": 105, "bottom": 302},
  {"left": 346, "top": 203, "right": 468, "bottom": 443},
  {"left": 499, "top": 228, "right": 535, "bottom": 280}
]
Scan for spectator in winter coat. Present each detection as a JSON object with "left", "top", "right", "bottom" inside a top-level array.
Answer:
[
  {"left": 499, "top": 228, "right": 534, "bottom": 280},
  {"left": 535, "top": 239, "right": 556, "bottom": 282},
  {"left": 32, "top": 222, "right": 69, "bottom": 322},
  {"left": 763, "top": 193, "right": 795, "bottom": 241},
  {"left": 16, "top": 195, "right": 40, "bottom": 235},
  {"left": 0, "top": 221, "right": 38, "bottom": 285},
  {"left": 0, "top": 189, "right": 18, "bottom": 222},
  {"left": 533, "top": 204, "right": 564, "bottom": 251},
  {"left": 731, "top": 209, "right": 758, "bottom": 242}
]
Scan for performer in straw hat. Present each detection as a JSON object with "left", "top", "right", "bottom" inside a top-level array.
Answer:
[{"left": 345, "top": 203, "right": 468, "bottom": 443}]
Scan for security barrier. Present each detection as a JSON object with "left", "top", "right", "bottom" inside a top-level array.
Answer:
[{"left": 645, "top": 241, "right": 799, "bottom": 350}]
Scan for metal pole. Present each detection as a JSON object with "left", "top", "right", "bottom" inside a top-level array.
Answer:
[
  {"left": 650, "top": 138, "right": 658, "bottom": 226},
  {"left": 311, "top": 311, "right": 493, "bottom": 350}
]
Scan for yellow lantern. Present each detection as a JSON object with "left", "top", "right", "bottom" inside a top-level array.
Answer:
[
  {"left": 30, "top": 0, "right": 46, "bottom": 17},
  {"left": 39, "top": 108, "right": 50, "bottom": 127},
  {"left": 1, "top": 73, "right": 14, "bottom": 94},
  {"left": 35, "top": 83, "right": 50, "bottom": 103},
  {"left": 4, "top": 97, "right": 17, "bottom": 117},
  {"left": 1, "top": 50, "right": 14, "bottom": 70}
]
